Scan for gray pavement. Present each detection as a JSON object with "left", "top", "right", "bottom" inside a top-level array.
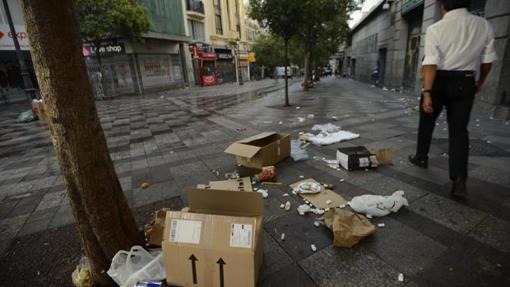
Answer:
[{"left": 1, "top": 77, "right": 510, "bottom": 286}]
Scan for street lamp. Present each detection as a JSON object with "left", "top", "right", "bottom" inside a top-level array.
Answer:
[{"left": 1, "top": 0, "right": 36, "bottom": 104}]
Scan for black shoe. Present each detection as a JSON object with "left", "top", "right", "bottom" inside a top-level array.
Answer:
[
  {"left": 408, "top": 155, "right": 428, "bottom": 168},
  {"left": 451, "top": 178, "right": 467, "bottom": 198}
]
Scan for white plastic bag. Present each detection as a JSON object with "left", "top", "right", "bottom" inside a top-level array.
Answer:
[
  {"left": 107, "top": 245, "right": 165, "bottom": 287},
  {"left": 348, "top": 190, "right": 409, "bottom": 217},
  {"left": 291, "top": 140, "right": 309, "bottom": 161}
]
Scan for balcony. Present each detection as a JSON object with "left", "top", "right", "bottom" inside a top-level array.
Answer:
[{"left": 187, "top": 0, "right": 205, "bottom": 14}]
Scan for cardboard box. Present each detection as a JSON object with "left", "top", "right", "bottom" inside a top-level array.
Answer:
[
  {"left": 163, "top": 188, "right": 264, "bottom": 287},
  {"left": 31, "top": 100, "right": 47, "bottom": 123},
  {"left": 144, "top": 208, "right": 170, "bottom": 247},
  {"left": 225, "top": 132, "right": 290, "bottom": 169},
  {"left": 197, "top": 177, "right": 253, "bottom": 192},
  {"left": 336, "top": 146, "right": 379, "bottom": 171}
]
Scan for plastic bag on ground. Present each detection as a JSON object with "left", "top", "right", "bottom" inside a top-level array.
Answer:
[
  {"left": 107, "top": 245, "right": 165, "bottom": 287},
  {"left": 16, "top": 109, "right": 37, "bottom": 123},
  {"left": 348, "top": 190, "right": 409, "bottom": 217},
  {"left": 291, "top": 140, "right": 309, "bottom": 161},
  {"left": 322, "top": 208, "right": 375, "bottom": 248}
]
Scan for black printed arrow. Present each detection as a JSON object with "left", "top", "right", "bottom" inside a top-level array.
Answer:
[
  {"left": 189, "top": 254, "right": 198, "bottom": 284},
  {"left": 217, "top": 258, "right": 226, "bottom": 287}
]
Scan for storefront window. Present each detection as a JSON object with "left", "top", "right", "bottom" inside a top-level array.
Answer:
[{"left": 202, "top": 61, "right": 215, "bottom": 76}]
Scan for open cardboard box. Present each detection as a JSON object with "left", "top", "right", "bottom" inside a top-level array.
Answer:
[
  {"left": 163, "top": 188, "right": 264, "bottom": 287},
  {"left": 225, "top": 132, "right": 290, "bottom": 169},
  {"left": 197, "top": 177, "right": 253, "bottom": 192}
]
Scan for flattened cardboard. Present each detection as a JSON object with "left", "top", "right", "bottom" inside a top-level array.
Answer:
[
  {"left": 199, "top": 177, "right": 253, "bottom": 192},
  {"left": 290, "top": 178, "right": 347, "bottom": 209},
  {"left": 163, "top": 188, "right": 264, "bottom": 287},
  {"left": 224, "top": 132, "right": 290, "bottom": 169}
]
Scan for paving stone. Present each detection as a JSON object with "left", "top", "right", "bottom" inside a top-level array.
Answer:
[
  {"left": 35, "top": 190, "right": 65, "bottom": 211},
  {"left": 264, "top": 212, "right": 333, "bottom": 261},
  {"left": 0, "top": 214, "right": 29, "bottom": 240},
  {"left": 409, "top": 193, "right": 487, "bottom": 234},
  {"left": 0, "top": 200, "right": 18, "bottom": 220},
  {"left": 133, "top": 181, "right": 180, "bottom": 207},
  {"left": 468, "top": 215, "right": 510, "bottom": 254},
  {"left": 299, "top": 245, "right": 403, "bottom": 287},
  {"left": 364, "top": 217, "right": 447, "bottom": 276},
  {"left": 48, "top": 204, "right": 74, "bottom": 229},
  {"left": 259, "top": 231, "right": 294, "bottom": 280},
  {"left": 9, "top": 194, "right": 43, "bottom": 217},
  {"left": 258, "top": 263, "right": 317, "bottom": 287},
  {"left": 0, "top": 239, "right": 12, "bottom": 256},
  {"left": 469, "top": 165, "right": 510, "bottom": 188}
]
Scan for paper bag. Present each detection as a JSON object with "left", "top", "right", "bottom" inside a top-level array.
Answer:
[
  {"left": 323, "top": 208, "right": 375, "bottom": 248},
  {"left": 144, "top": 208, "right": 170, "bottom": 247}
]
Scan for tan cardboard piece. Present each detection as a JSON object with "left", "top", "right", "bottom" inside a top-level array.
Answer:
[
  {"left": 197, "top": 177, "right": 253, "bottom": 192},
  {"left": 225, "top": 132, "right": 290, "bottom": 169},
  {"left": 290, "top": 178, "right": 347, "bottom": 209}
]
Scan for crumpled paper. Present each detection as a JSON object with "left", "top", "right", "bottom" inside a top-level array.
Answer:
[{"left": 322, "top": 208, "right": 375, "bottom": 248}]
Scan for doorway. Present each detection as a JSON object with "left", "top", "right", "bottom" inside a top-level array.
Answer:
[
  {"left": 403, "top": 6, "right": 424, "bottom": 89},
  {"left": 377, "top": 48, "right": 387, "bottom": 86}
]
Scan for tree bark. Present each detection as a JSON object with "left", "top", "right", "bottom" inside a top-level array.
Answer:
[
  {"left": 284, "top": 38, "right": 289, "bottom": 106},
  {"left": 303, "top": 47, "right": 311, "bottom": 91},
  {"left": 20, "top": 1, "right": 144, "bottom": 286}
]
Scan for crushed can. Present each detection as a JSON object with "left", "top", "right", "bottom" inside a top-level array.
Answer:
[{"left": 134, "top": 281, "right": 163, "bottom": 287}]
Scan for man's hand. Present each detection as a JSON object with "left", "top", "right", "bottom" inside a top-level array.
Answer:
[{"left": 422, "top": 93, "right": 433, "bottom": 114}]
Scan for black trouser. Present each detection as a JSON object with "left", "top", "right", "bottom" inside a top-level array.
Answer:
[{"left": 416, "top": 70, "right": 476, "bottom": 180}]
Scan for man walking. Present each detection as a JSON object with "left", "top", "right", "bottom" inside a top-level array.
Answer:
[{"left": 409, "top": 0, "right": 497, "bottom": 198}]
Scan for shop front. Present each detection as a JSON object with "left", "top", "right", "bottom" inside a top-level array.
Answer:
[
  {"left": 191, "top": 44, "right": 218, "bottom": 86},
  {"left": 215, "top": 48, "right": 236, "bottom": 84},
  {"left": 239, "top": 53, "right": 250, "bottom": 82}
]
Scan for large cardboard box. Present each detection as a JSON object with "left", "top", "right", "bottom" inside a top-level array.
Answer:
[
  {"left": 224, "top": 132, "right": 290, "bottom": 169},
  {"left": 163, "top": 188, "right": 264, "bottom": 287}
]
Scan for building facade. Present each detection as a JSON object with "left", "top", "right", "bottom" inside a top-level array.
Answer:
[{"left": 339, "top": 0, "right": 510, "bottom": 119}]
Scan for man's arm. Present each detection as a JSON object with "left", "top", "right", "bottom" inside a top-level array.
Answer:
[
  {"left": 477, "top": 63, "right": 492, "bottom": 93},
  {"left": 422, "top": 65, "right": 436, "bottom": 113}
]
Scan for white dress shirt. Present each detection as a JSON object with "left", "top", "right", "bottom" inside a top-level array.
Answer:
[{"left": 422, "top": 8, "right": 497, "bottom": 71}]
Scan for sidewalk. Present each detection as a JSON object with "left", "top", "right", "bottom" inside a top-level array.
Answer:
[{"left": 0, "top": 77, "right": 509, "bottom": 286}]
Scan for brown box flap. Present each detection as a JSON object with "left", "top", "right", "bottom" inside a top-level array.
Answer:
[
  {"left": 239, "top": 132, "right": 277, "bottom": 144},
  {"left": 186, "top": 188, "right": 264, "bottom": 217},
  {"left": 224, "top": 142, "right": 261, "bottom": 158}
]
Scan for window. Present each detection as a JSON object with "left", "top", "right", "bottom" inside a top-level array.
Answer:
[
  {"left": 187, "top": 20, "right": 205, "bottom": 41},
  {"left": 214, "top": 0, "right": 223, "bottom": 35}
]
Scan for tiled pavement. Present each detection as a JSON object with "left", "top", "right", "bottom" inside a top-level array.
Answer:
[{"left": 1, "top": 77, "right": 510, "bottom": 286}]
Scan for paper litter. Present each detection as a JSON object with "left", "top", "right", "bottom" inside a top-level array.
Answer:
[
  {"left": 302, "top": 123, "right": 359, "bottom": 146},
  {"left": 398, "top": 273, "right": 404, "bottom": 282},
  {"left": 297, "top": 204, "right": 325, "bottom": 216},
  {"left": 349, "top": 190, "right": 409, "bottom": 217},
  {"left": 281, "top": 233, "right": 285, "bottom": 241},
  {"left": 298, "top": 117, "right": 306, "bottom": 123},
  {"left": 378, "top": 223, "right": 385, "bottom": 228},
  {"left": 282, "top": 193, "right": 289, "bottom": 197},
  {"left": 257, "top": 189, "right": 269, "bottom": 198},
  {"left": 321, "top": 208, "right": 375, "bottom": 248},
  {"left": 284, "top": 201, "right": 291, "bottom": 211},
  {"left": 294, "top": 181, "right": 324, "bottom": 194},
  {"left": 310, "top": 244, "right": 317, "bottom": 252},
  {"left": 291, "top": 140, "right": 309, "bottom": 161},
  {"left": 314, "top": 221, "right": 320, "bottom": 227}
]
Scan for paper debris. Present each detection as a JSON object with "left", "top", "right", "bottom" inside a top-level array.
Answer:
[
  {"left": 314, "top": 221, "right": 320, "bottom": 227},
  {"left": 282, "top": 193, "right": 289, "bottom": 197},
  {"left": 311, "top": 244, "right": 317, "bottom": 252},
  {"left": 398, "top": 273, "right": 404, "bottom": 282},
  {"left": 284, "top": 201, "right": 291, "bottom": 211},
  {"left": 307, "top": 114, "right": 315, "bottom": 119},
  {"left": 299, "top": 175, "right": 305, "bottom": 179},
  {"left": 326, "top": 199, "right": 332, "bottom": 205},
  {"left": 278, "top": 121, "right": 283, "bottom": 125},
  {"left": 280, "top": 203, "right": 285, "bottom": 209},
  {"left": 296, "top": 106, "right": 301, "bottom": 109},
  {"left": 257, "top": 189, "right": 269, "bottom": 198},
  {"left": 378, "top": 223, "right": 385, "bottom": 228},
  {"left": 366, "top": 214, "right": 373, "bottom": 219},
  {"left": 281, "top": 233, "right": 285, "bottom": 241},
  {"left": 298, "top": 117, "right": 306, "bottom": 123},
  {"left": 339, "top": 179, "right": 345, "bottom": 182}
]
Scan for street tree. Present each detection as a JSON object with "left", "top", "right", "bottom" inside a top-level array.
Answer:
[
  {"left": 249, "top": 0, "right": 302, "bottom": 106},
  {"left": 21, "top": 0, "right": 143, "bottom": 285},
  {"left": 298, "top": 0, "right": 355, "bottom": 89},
  {"left": 75, "top": 0, "right": 150, "bottom": 97}
]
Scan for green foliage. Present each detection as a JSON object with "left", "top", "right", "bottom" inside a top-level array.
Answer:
[
  {"left": 253, "top": 34, "right": 305, "bottom": 71},
  {"left": 249, "top": 0, "right": 302, "bottom": 41},
  {"left": 75, "top": 0, "right": 150, "bottom": 45}
]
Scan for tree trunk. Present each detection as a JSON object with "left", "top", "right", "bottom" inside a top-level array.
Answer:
[
  {"left": 303, "top": 47, "right": 311, "bottom": 91},
  {"left": 20, "top": 1, "right": 144, "bottom": 286},
  {"left": 284, "top": 38, "right": 289, "bottom": 106}
]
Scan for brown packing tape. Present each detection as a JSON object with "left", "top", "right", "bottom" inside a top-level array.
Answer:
[{"left": 323, "top": 208, "right": 375, "bottom": 248}]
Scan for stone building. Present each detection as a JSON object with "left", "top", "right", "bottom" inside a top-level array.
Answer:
[{"left": 338, "top": 0, "right": 510, "bottom": 118}]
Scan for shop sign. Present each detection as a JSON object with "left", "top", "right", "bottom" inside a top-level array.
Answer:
[
  {"left": 202, "top": 52, "right": 217, "bottom": 60},
  {"left": 401, "top": 0, "right": 424, "bottom": 14},
  {"left": 248, "top": 52, "right": 256, "bottom": 63},
  {"left": 0, "top": 24, "right": 29, "bottom": 51},
  {"left": 83, "top": 43, "right": 125, "bottom": 57},
  {"left": 239, "top": 60, "right": 249, "bottom": 68},
  {"left": 217, "top": 53, "right": 233, "bottom": 60}
]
